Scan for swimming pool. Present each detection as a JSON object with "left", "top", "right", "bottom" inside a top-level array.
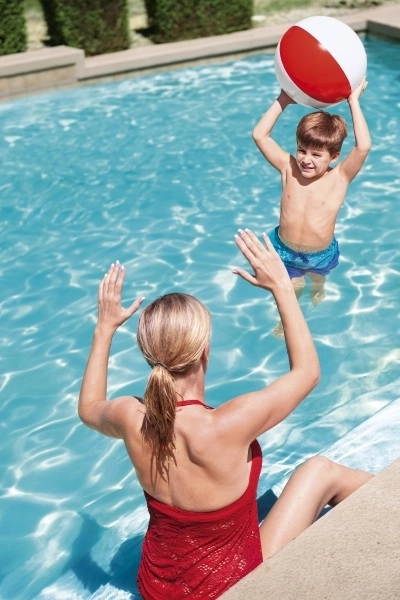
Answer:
[{"left": 0, "top": 34, "right": 399, "bottom": 599}]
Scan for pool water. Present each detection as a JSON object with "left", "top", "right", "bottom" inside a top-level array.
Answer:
[{"left": 1, "top": 35, "right": 399, "bottom": 599}]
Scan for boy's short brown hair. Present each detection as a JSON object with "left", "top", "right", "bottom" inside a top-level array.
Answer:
[{"left": 296, "top": 111, "right": 348, "bottom": 155}]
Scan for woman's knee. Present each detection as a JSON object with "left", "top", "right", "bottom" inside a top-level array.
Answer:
[
  {"left": 297, "top": 455, "right": 338, "bottom": 482},
  {"left": 301, "top": 457, "right": 374, "bottom": 504},
  {"left": 296, "top": 456, "right": 359, "bottom": 507}
]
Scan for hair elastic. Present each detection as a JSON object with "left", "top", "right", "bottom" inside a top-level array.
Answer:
[{"left": 153, "top": 361, "right": 169, "bottom": 370}]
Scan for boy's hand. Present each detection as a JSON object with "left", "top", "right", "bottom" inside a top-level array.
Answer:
[
  {"left": 278, "top": 89, "right": 296, "bottom": 107},
  {"left": 348, "top": 77, "right": 368, "bottom": 102}
]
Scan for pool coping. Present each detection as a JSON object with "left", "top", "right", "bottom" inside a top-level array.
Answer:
[{"left": 0, "top": 3, "right": 399, "bottom": 100}]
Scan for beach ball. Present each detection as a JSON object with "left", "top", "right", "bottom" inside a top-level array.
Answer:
[{"left": 274, "top": 16, "right": 367, "bottom": 108}]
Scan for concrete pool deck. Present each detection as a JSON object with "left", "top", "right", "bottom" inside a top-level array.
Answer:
[
  {"left": 0, "top": 3, "right": 399, "bottom": 100},
  {"left": 1, "top": 4, "right": 399, "bottom": 598}
]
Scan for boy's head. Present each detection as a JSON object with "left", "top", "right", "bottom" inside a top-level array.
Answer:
[{"left": 296, "top": 111, "right": 348, "bottom": 157}]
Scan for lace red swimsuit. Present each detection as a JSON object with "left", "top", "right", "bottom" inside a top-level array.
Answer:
[{"left": 137, "top": 400, "right": 263, "bottom": 599}]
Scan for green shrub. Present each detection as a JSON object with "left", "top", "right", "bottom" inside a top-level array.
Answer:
[
  {"left": 0, "top": 0, "right": 27, "bottom": 55},
  {"left": 39, "top": 0, "right": 130, "bottom": 56},
  {"left": 144, "top": 0, "right": 253, "bottom": 43}
]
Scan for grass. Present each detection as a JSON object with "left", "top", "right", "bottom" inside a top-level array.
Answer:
[{"left": 256, "top": 0, "right": 316, "bottom": 11}]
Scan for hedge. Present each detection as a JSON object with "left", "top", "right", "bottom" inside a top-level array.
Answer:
[
  {"left": 0, "top": 0, "right": 27, "bottom": 56},
  {"left": 39, "top": 0, "right": 130, "bottom": 56},
  {"left": 144, "top": 0, "right": 253, "bottom": 43}
]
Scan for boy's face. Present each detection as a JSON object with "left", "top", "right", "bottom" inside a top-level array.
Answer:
[{"left": 295, "top": 144, "right": 339, "bottom": 179}]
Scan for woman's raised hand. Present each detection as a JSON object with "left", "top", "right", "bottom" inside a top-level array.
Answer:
[
  {"left": 97, "top": 262, "right": 144, "bottom": 334},
  {"left": 233, "top": 229, "right": 291, "bottom": 293}
]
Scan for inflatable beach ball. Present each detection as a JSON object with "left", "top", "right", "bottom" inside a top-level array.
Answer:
[{"left": 274, "top": 16, "right": 367, "bottom": 108}]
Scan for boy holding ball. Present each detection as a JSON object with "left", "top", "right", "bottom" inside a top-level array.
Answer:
[{"left": 252, "top": 79, "right": 371, "bottom": 309}]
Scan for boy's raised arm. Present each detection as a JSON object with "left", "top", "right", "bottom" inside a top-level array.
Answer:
[
  {"left": 340, "top": 78, "right": 371, "bottom": 182},
  {"left": 252, "top": 90, "right": 294, "bottom": 171}
]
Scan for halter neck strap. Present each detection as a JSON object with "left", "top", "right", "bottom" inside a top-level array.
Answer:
[{"left": 176, "top": 400, "right": 214, "bottom": 410}]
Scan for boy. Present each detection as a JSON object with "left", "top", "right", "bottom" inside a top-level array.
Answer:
[{"left": 252, "top": 79, "right": 371, "bottom": 305}]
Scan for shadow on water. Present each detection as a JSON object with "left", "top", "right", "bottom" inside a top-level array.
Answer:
[
  {"left": 257, "top": 488, "right": 278, "bottom": 521},
  {"left": 66, "top": 513, "right": 143, "bottom": 597}
]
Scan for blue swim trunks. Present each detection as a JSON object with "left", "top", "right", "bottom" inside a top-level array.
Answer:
[{"left": 270, "top": 226, "right": 340, "bottom": 278}]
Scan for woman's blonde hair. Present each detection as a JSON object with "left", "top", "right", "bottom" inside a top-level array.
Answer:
[
  {"left": 296, "top": 111, "right": 348, "bottom": 155},
  {"left": 137, "top": 293, "right": 211, "bottom": 475}
]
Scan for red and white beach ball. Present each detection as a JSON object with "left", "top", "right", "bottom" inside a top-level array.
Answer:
[{"left": 274, "top": 16, "right": 367, "bottom": 108}]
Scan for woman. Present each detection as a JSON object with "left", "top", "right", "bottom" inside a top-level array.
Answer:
[{"left": 78, "top": 229, "right": 372, "bottom": 599}]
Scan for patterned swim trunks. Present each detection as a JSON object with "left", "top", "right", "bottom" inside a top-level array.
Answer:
[{"left": 270, "top": 226, "right": 340, "bottom": 278}]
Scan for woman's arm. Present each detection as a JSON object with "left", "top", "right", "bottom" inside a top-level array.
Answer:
[
  {"left": 78, "top": 262, "right": 144, "bottom": 437},
  {"left": 215, "top": 229, "right": 320, "bottom": 443}
]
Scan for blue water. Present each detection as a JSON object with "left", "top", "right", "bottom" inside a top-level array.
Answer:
[{"left": 1, "top": 35, "right": 399, "bottom": 599}]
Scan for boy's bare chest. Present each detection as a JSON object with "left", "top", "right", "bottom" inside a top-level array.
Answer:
[{"left": 285, "top": 171, "right": 344, "bottom": 207}]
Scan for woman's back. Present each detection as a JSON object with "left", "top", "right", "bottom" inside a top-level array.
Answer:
[{"left": 124, "top": 397, "right": 256, "bottom": 512}]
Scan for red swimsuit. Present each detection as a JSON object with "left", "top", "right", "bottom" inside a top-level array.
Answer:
[{"left": 137, "top": 400, "right": 263, "bottom": 599}]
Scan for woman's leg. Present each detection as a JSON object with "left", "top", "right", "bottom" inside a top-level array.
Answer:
[{"left": 259, "top": 456, "right": 373, "bottom": 559}]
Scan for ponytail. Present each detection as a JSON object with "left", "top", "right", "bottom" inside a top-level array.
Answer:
[
  {"left": 141, "top": 364, "right": 177, "bottom": 473},
  {"left": 137, "top": 293, "right": 211, "bottom": 477}
]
